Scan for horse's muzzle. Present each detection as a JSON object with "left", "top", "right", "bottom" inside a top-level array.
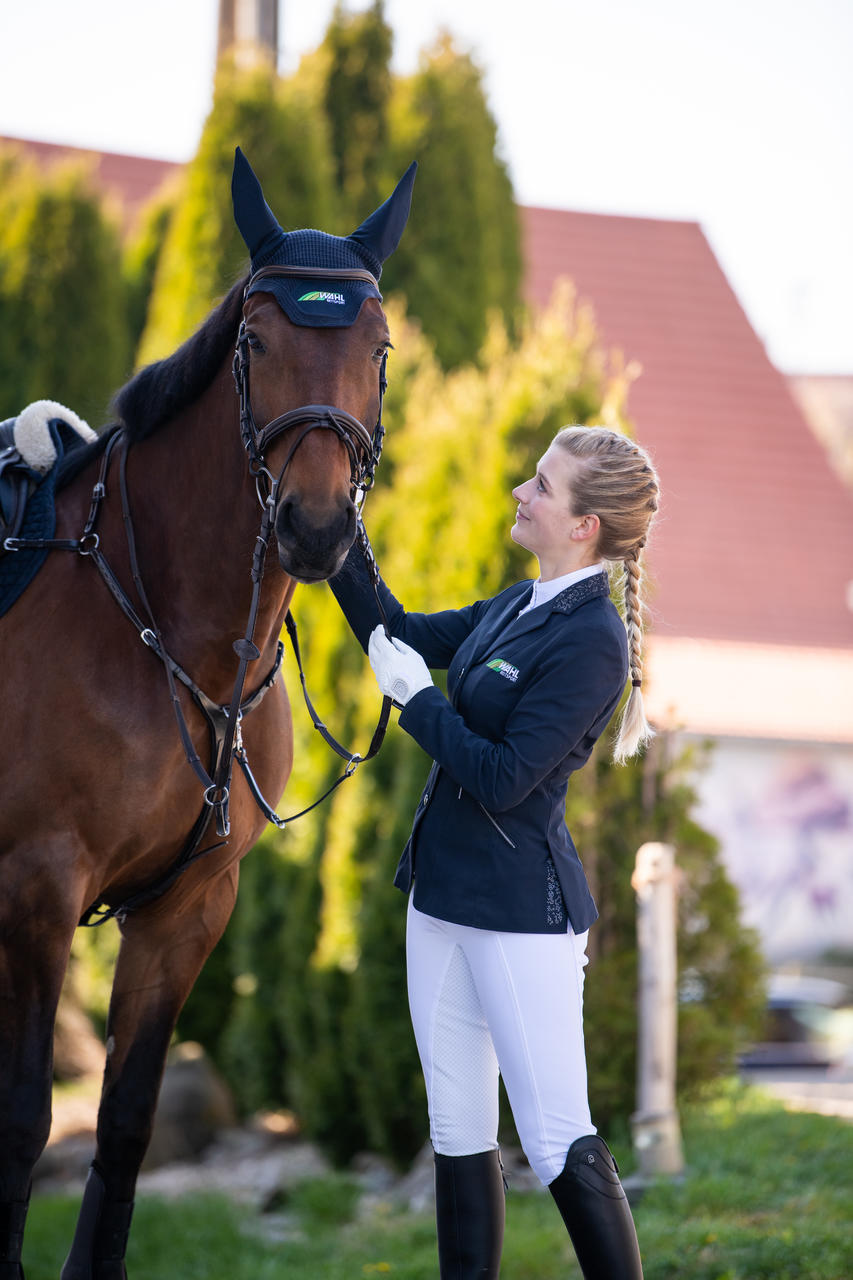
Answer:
[{"left": 275, "top": 493, "right": 356, "bottom": 582}]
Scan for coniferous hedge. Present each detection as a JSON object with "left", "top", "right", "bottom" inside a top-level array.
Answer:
[
  {"left": 0, "top": 151, "right": 130, "bottom": 425},
  {"left": 123, "top": 187, "right": 178, "bottom": 357},
  {"left": 383, "top": 33, "right": 523, "bottom": 369},
  {"left": 320, "top": 0, "right": 394, "bottom": 223}
]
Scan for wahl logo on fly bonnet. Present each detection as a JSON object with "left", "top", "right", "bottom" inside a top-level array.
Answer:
[
  {"left": 231, "top": 147, "right": 417, "bottom": 328},
  {"left": 298, "top": 290, "right": 346, "bottom": 305}
]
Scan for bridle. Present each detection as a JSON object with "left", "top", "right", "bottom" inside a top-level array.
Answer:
[
  {"left": 233, "top": 264, "right": 387, "bottom": 507},
  {"left": 9, "top": 261, "right": 394, "bottom": 924},
  {"left": 190, "top": 262, "right": 394, "bottom": 850}
]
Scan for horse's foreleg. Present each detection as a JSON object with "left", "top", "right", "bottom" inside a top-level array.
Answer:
[
  {"left": 0, "top": 874, "right": 77, "bottom": 1280},
  {"left": 60, "top": 867, "right": 239, "bottom": 1280}
]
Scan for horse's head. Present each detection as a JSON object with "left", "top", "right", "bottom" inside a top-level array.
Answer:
[{"left": 231, "top": 149, "right": 416, "bottom": 583}]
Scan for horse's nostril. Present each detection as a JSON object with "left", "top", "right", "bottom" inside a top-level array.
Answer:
[
  {"left": 276, "top": 497, "right": 296, "bottom": 540},
  {"left": 342, "top": 501, "right": 356, "bottom": 544}
]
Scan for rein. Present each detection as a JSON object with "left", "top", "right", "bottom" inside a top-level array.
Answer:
[{"left": 8, "top": 263, "right": 394, "bottom": 924}]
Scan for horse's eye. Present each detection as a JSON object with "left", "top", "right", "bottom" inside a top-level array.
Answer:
[
  {"left": 247, "top": 332, "right": 265, "bottom": 353},
  {"left": 372, "top": 344, "right": 389, "bottom": 363}
]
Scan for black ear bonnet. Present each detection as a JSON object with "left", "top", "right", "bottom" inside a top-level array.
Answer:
[{"left": 231, "top": 147, "right": 416, "bottom": 328}]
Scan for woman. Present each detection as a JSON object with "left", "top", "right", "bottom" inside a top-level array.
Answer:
[{"left": 330, "top": 424, "right": 660, "bottom": 1278}]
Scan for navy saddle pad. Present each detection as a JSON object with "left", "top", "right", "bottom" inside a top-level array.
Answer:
[{"left": 0, "top": 416, "right": 92, "bottom": 620}]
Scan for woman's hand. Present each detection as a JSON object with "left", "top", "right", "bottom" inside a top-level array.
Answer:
[{"left": 368, "top": 626, "right": 434, "bottom": 706}]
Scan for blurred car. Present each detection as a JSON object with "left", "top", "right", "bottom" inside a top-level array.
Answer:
[{"left": 738, "top": 973, "right": 853, "bottom": 1069}]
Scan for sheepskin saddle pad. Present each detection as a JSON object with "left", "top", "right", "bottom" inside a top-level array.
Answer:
[{"left": 0, "top": 400, "right": 96, "bottom": 619}]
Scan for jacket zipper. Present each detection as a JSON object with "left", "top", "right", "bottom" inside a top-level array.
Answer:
[
  {"left": 456, "top": 786, "right": 517, "bottom": 849},
  {"left": 477, "top": 801, "right": 517, "bottom": 848}
]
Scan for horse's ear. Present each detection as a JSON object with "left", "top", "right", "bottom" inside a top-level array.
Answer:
[
  {"left": 348, "top": 162, "right": 417, "bottom": 266},
  {"left": 231, "top": 147, "right": 285, "bottom": 261}
]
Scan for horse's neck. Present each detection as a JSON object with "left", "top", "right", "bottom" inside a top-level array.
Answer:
[{"left": 124, "top": 360, "right": 295, "bottom": 696}]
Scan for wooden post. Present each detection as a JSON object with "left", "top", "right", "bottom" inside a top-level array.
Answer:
[{"left": 630, "top": 841, "right": 684, "bottom": 1178}]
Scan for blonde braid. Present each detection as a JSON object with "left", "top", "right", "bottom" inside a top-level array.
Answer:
[
  {"left": 552, "top": 425, "right": 659, "bottom": 763},
  {"left": 612, "top": 544, "right": 653, "bottom": 763}
]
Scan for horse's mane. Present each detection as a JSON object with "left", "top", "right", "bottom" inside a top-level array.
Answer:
[{"left": 58, "top": 273, "right": 248, "bottom": 490}]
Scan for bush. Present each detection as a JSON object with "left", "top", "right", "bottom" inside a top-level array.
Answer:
[{"left": 0, "top": 149, "right": 131, "bottom": 425}]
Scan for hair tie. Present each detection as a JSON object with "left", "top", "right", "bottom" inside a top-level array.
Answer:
[{"left": 631, "top": 678, "right": 642, "bottom": 687}]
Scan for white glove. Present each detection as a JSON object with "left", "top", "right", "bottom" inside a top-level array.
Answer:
[{"left": 368, "top": 626, "right": 433, "bottom": 706}]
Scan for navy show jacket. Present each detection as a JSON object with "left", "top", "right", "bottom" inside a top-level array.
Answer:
[{"left": 329, "top": 547, "right": 629, "bottom": 934}]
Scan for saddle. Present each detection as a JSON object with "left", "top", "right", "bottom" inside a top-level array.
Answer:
[{"left": 0, "top": 400, "right": 96, "bottom": 618}]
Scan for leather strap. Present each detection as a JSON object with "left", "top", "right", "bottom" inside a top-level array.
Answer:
[{"left": 249, "top": 263, "right": 380, "bottom": 290}]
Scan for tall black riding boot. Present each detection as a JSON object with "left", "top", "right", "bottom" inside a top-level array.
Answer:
[
  {"left": 434, "top": 1150, "right": 505, "bottom": 1279},
  {"left": 0, "top": 1191, "right": 30, "bottom": 1279},
  {"left": 61, "top": 1163, "right": 135, "bottom": 1280},
  {"left": 548, "top": 1134, "right": 643, "bottom": 1279}
]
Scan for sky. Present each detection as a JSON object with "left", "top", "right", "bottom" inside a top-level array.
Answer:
[{"left": 1, "top": 0, "right": 851, "bottom": 374}]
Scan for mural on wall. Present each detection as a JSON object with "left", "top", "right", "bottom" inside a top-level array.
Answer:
[{"left": 691, "top": 738, "right": 853, "bottom": 963}]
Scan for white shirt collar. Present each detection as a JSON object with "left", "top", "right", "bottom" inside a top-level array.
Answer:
[{"left": 518, "top": 562, "right": 606, "bottom": 617}]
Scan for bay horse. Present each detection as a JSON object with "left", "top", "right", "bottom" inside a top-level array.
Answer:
[{"left": 0, "top": 148, "right": 415, "bottom": 1279}]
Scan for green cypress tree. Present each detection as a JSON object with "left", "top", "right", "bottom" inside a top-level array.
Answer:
[
  {"left": 123, "top": 185, "right": 178, "bottom": 361},
  {"left": 0, "top": 153, "right": 130, "bottom": 425},
  {"left": 382, "top": 34, "right": 523, "bottom": 369},
  {"left": 320, "top": 1, "right": 393, "bottom": 223},
  {"left": 138, "top": 62, "right": 337, "bottom": 363}
]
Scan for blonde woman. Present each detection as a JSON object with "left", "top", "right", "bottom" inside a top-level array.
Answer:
[{"left": 331, "top": 425, "right": 659, "bottom": 1278}]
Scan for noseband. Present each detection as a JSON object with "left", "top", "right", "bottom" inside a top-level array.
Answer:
[{"left": 233, "top": 264, "right": 388, "bottom": 509}]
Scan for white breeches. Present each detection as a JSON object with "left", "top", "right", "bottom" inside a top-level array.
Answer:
[{"left": 406, "top": 897, "right": 595, "bottom": 1186}]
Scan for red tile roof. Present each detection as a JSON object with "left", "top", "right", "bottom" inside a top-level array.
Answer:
[
  {"left": 521, "top": 206, "right": 853, "bottom": 650},
  {"left": 0, "top": 137, "right": 180, "bottom": 230}
]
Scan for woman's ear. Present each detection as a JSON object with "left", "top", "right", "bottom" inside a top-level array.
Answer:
[{"left": 571, "top": 512, "right": 600, "bottom": 543}]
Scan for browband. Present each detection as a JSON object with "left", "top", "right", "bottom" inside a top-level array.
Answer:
[{"left": 248, "top": 264, "right": 381, "bottom": 291}]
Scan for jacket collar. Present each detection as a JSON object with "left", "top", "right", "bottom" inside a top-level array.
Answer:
[
  {"left": 470, "top": 571, "right": 611, "bottom": 666},
  {"left": 551, "top": 569, "right": 611, "bottom": 615}
]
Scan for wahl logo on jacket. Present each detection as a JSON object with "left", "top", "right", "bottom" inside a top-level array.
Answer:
[{"left": 487, "top": 658, "right": 519, "bottom": 683}]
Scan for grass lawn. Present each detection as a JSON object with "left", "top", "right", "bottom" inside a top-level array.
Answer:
[{"left": 25, "top": 1083, "right": 853, "bottom": 1279}]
